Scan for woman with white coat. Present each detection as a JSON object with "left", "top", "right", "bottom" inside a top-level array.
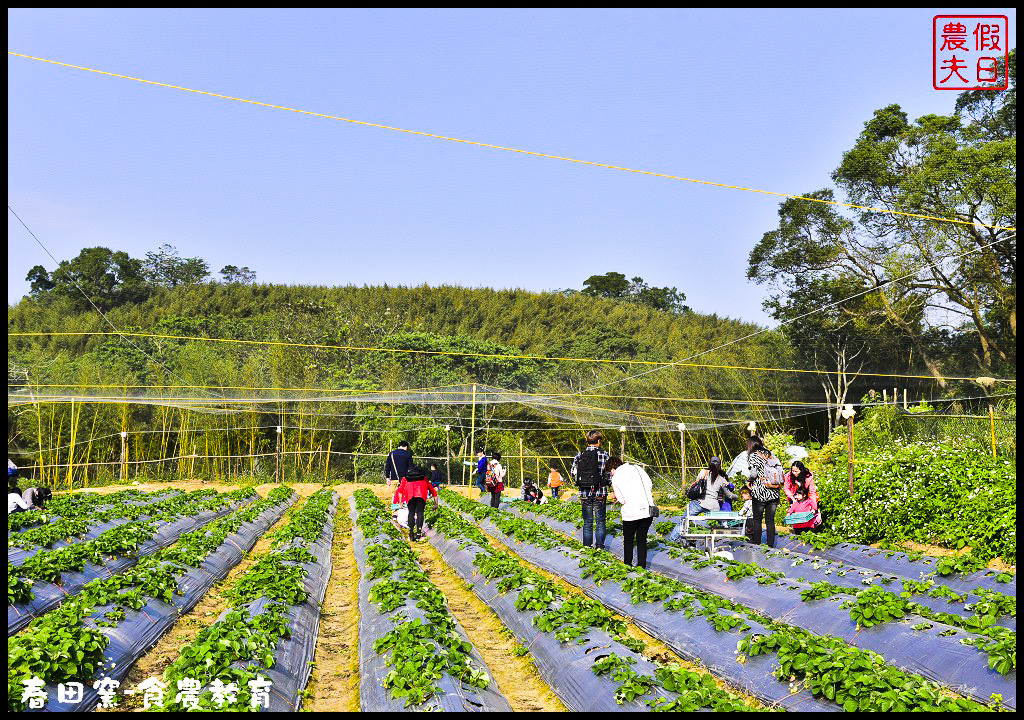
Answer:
[{"left": 608, "top": 456, "right": 656, "bottom": 568}]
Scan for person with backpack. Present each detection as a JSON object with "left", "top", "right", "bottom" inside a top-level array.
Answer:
[
  {"left": 571, "top": 430, "right": 611, "bottom": 550},
  {"left": 485, "top": 452, "right": 506, "bottom": 508},
  {"left": 384, "top": 441, "right": 414, "bottom": 486},
  {"left": 392, "top": 466, "right": 438, "bottom": 541},
  {"left": 686, "top": 457, "right": 736, "bottom": 516},
  {"left": 745, "top": 435, "right": 784, "bottom": 547},
  {"left": 607, "top": 456, "right": 657, "bottom": 568}
]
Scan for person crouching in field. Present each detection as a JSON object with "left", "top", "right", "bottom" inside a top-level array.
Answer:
[{"left": 392, "top": 467, "right": 438, "bottom": 541}]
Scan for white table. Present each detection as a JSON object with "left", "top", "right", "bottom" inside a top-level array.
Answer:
[{"left": 679, "top": 511, "right": 747, "bottom": 554}]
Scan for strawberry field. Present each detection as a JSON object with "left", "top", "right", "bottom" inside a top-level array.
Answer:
[{"left": 6, "top": 480, "right": 1015, "bottom": 713}]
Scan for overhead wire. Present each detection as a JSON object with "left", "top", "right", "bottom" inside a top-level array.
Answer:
[{"left": 6, "top": 51, "right": 1015, "bottom": 233}]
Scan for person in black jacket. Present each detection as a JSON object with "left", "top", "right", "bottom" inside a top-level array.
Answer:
[{"left": 384, "top": 441, "right": 413, "bottom": 485}]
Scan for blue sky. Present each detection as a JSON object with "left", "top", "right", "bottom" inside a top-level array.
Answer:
[{"left": 7, "top": 8, "right": 1016, "bottom": 324}]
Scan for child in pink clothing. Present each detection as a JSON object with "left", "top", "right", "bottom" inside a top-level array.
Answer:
[{"left": 787, "top": 489, "right": 822, "bottom": 534}]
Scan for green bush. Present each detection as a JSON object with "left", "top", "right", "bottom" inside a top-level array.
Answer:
[{"left": 809, "top": 416, "right": 1016, "bottom": 564}]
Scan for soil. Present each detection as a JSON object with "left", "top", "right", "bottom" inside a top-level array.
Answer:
[{"left": 304, "top": 486, "right": 362, "bottom": 712}]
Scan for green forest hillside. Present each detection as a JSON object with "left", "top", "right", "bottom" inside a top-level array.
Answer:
[{"left": 9, "top": 282, "right": 799, "bottom": 487}]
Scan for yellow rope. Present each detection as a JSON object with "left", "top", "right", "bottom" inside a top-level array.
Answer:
[
  {"left": 8, "top": 51, "right": 1015, "bottom": 233},
  {"left": 10, "top": 330, "right": 1015, "bottom": 383}
]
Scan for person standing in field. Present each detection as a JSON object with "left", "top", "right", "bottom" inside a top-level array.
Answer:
[
  {"left": 384, "top": 441, "right": 413, "bottom": 486},
  {"left": 547, "top": 465, "right": 564, "bottom": 500},
  {"left": 607, "top": 456, "right": 656, "bottom": 568},
  {"left": 428, "top": 462, "right": 444, "bottom": 492},
  {"left": 486, "top": 452, "right": 506, "bottom": 508},
  {"left": 392, "top": 466, "right": 438, "bottom": 541},
  {"left": 475, "top": 450, "right": 489, "bottom": 496},
  {"left": 746, "top": 435, "right": 784, "bottom": 548},
  {"left": 571, "top": 429, "right": 611, "bottom": 550}
]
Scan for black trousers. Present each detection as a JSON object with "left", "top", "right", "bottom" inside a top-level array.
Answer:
[
  {"left": 407, "top": 497, "right": 425, "bottom": 539},
  {"left": 489, "top": 491, "right": 502, "bottom": 508},
  {"left": 748, "top": 499, "right": 779, "bottom": 547},
  {"left": 622, "top": 516, "right": 654, "bottom": 568}
]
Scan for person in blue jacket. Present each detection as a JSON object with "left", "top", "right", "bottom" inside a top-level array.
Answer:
[
  {"left": 475, "top": 450, "right": 488, "bottom": 495},
  {"left": 384, "top": 441, "right": 413, "bottom": 485}
]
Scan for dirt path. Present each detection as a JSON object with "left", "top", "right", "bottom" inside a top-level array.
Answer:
[
  {"left": 305, "top": 487, "right": 361, "bottom": 712},
  {"left": 410, "top": 533, "right": 568, "bottom": 712},
  {"left": 102, "top": 484, "right": 318, "bottom": 710}
]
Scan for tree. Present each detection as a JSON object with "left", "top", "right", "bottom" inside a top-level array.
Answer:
[
  {"left": 580, "top": 271, "right": 689, "bottom": 313},
  {"left": 144, "top": 244, "right": 210, "bottom": 287},
  {"left": 750, "top": 51, "right": 1016, "bottom": 379},
  {"left": 582, "top": 271, "right": 630, "bottom": 299},
  {"left": 219, "top": 265, "right": 257, "bottom": 284},
  {"left": 48, "top": 247, "right": 149, "bottom": 311},
  {"left": 25, "top": 265, "right": 55, "bottom": 297}
]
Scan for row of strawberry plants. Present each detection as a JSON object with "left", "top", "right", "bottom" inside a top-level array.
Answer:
[
  {"left": 7, "top": 486, "right": 296, "bottom": 712},
  {"left": 8, "top": 487, "right": 254, "bottom": 628},
  {"left": 429, "top": 491, "right": 754, "bottom": 711},
  {"left": 7, "top": 489, "right": 180, "bottom": 533},
  {"left": 722, "top": 539, "right": 1016, "bottom": 630},
  {"left": 512, "top": 496, "right": 1017, "bottom": 688},
  {"left": 153, "top": 487, "right": 338, "bottom": 711},
  {"left": 9, "top": 490, "right": 203, "bottom": 555},
  {"left": 442, "top": 490, "right": 995, "bottom": 712},
  {"left": 350, "top": 489, "right": 510, "bottom": 711}
]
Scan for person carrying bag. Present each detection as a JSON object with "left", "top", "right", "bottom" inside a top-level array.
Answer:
[
  {"left": 608, "top": 456, "right": 657, "bottom": 569},
  {"left": 745, "top": 436, "right": 783, "bottom": 547}
]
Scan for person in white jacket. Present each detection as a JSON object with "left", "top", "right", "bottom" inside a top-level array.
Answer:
[{"left": 607, "top": 457, "right": 656, "bottom": 569}]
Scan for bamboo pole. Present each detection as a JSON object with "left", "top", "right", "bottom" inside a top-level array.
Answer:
[
  {"left": 843, "top": 406, "right": 856, "bottom": 496},
  {"left": 66, "top": 399, "right": 76, "bottom": 491},
  {"left": 469, "top": 383, "right": 477, "bottom": 468},
  {"left": 120, "top": 431, "right": 128, "bottom": 482},
  {"left": 275, "top": 426, "right": 282, "bottom": 483},
  {"left": 444, "top": 425, "right": 452, "bottom": 485},
  {"left": 325, "top": 439, "right": 332, "bottom": 484},
  {"left": 677, "top": 423, "right": 686, "bottom": 489},
  {"left": 519, "top": 438, "right": 524, "bottom": 488},
  {"left": 989, "top": 404, "right": 997, "bottom": 458}
]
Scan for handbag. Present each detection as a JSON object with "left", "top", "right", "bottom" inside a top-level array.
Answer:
[{"left": 641, "top": 469, "right": 660, "bottom": 518}]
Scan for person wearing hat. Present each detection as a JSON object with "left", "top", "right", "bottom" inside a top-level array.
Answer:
[
  {"left": 687, "top": 457, "right": 736, "bottom": 516},
  {"left": 391, "top": 466, "right": 438, "bottom": 541}
]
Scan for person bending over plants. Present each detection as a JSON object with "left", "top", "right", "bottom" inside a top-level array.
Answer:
[{"left": 392, "top": 466, "right": 438, "bottom": 541}]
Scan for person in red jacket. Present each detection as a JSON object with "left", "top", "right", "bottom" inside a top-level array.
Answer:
[{"left": 391, "top": 466, "right": 438, "bottom": 541}]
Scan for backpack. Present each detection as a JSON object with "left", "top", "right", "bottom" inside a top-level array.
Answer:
[
  {"left": 485, "top": 465, "right": 504, "bottom": 493},
  {"left": 575, "top": 450, "right": 602, "bottom": 488},
  {"left": 764, "top": 455, "right": 785, "bottom": 488},
  {"left": 686, "top": 473, "right": 706, "bottom": 501}
]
